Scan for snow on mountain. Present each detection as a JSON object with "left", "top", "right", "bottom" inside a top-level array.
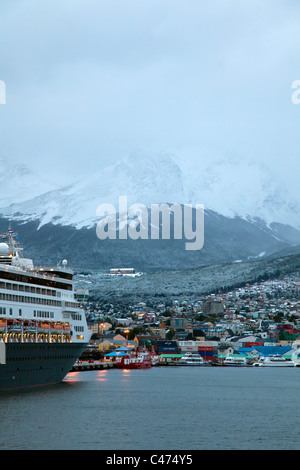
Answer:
[
  {"left": 0, "top": 152, "right": 299, "bottom": 230},
  {"left": 0, "top": 156, "right": 58, "bottom": 207},
  {"left": 0, "top": 151, "right": 185, "bottom": 228},
  {"left": 174, "top": 155, "right": 300, "bottom": 229}
]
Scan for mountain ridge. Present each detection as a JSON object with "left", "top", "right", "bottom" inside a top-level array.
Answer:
[
  {"left": 0, "top": 152, "right": 299, "bottom": 231},
  {"left": 0, "top": 153, "right": 298, "bottom": 271}
]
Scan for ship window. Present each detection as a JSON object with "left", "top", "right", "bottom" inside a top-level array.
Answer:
[{"left": 19, "top": 309, "right": 22, "bottom": 316}]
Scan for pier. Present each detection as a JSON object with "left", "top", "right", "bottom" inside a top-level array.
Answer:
[{"left": 70, "top": 360, "right": 116, "bottom": 372}]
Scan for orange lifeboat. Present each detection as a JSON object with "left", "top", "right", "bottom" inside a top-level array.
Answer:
[{"left": 38, "top": 322, "right": 51, "bottom": 332}]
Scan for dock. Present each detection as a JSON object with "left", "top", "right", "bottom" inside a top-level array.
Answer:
[{"left": 70, "top": 360, "right": 116, "bottom": 372}]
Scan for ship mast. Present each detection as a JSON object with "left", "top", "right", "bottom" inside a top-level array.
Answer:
[{"left": 0, "top": 225, "right": 23, "bottom": 258}]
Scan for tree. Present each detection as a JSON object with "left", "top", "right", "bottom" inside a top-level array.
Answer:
[
  {"left": 273, "top": 311, "right": 284, "bottom": 323},
  {"left": 128, "top": 326, "right": 146, "bottom": 340},
  {"left": 166, "top": 328, "right": 175, "bottom": 340}
]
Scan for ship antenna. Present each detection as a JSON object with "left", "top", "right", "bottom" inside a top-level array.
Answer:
[{"left": 6, "top": 225, "right": 23, "bottom": 258}]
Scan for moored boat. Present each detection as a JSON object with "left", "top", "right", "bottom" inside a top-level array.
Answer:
[
  {"left": 0, "top": 228, "right": 91, "bottom": 391},
  {"left": 116, "top": 350, "right": 152, "bottom": 369},
  {"left": 170, "top": 352, "right": 208, "bottom": 366},
  {"left": 222, "top": 355, "right": 248, "bottom": 366},
  {"left": 252, "top": 354, "right": 296, "bottom": 367}
]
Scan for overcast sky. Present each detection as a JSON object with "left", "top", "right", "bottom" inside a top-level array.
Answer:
[{"left": 0, "top": 0, "right": 299, "bottom": 190}]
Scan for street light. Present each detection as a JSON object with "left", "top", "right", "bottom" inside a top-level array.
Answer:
[
  {"left": 99, "top": 322, "right": 105, "bottom": 361},
  {"left": 124, "top": 329, "right": 130, "bottom": 347}
]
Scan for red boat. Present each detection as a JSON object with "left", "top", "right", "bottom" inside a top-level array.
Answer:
[{"left": 116, "top": 350, "right": 152, "bottom": 369}]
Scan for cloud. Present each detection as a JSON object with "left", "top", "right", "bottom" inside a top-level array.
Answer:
[{"left": 0, "top": 0, "right": 299, "bottom": 188}]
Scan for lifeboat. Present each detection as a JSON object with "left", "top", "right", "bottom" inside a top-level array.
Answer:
[
  {"left": 52, "top": 323, "right": 63, "bottom": 333},
  {"left": 38, "top": 322, "right": 51, "bottom": 332}
]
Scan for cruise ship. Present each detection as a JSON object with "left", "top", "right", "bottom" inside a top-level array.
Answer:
[{"left": 0, "top": 228, "right": 91, "bottom": 391}]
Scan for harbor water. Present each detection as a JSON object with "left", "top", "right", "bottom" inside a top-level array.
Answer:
[{"left": 1, "top": 366, "right": 300, "bottom": 450}]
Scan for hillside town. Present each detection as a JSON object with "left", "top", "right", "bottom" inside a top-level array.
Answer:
[{"left": 77, "top": 274, "right": 300, "bottom": 364}]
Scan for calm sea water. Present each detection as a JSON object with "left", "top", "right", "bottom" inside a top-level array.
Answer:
[{"left": 1, "top": 366, "right": 299, "bottom": 450}]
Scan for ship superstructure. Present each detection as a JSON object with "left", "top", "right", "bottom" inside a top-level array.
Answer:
[{"left": 0, "top": 228, "right": 90, "bottom": 391}]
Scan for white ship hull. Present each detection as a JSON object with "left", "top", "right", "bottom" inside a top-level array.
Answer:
[
  {"left": 253, "top": 355, "right": 296, "bottom": 367},
  {"left": 0, "top": 228, "right": 91, "bottom": 391}
]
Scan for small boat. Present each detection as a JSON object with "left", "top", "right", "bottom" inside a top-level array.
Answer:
[
  {"left": 222, "top": 355, "right": 248, "bottom": 366},
  {"left": 116, "top": 350, "right": 152, "bottom": 369},
  {"left": 170, "top": 352, "right": 207, "bottom": 366},
  {"left": 252, "top": 355, "right": 296, "bottom": 367}
]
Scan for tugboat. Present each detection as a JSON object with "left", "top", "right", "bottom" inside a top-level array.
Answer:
[{"left": 116, "top": 350, "right": 152, "bottom": 369}]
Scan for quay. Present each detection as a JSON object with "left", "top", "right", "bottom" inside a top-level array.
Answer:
[{"left": 70, "top": 360, "right": 116, "bottom": 372}]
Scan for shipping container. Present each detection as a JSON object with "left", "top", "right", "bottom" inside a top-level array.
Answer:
[
  {"left": 157, "top": 340, "right": 179, "bottom": 353},
  {"left": 157, "top": 347, "right": 179, "bottom": 353},
  {"left": 157, "top": 340, "right": 178, "bottom": 347},
  {"left": 180, "top": 345, "right": 198, "bottom": 353},
  {"left": 198, "top": 346, "right": 214, "bottom": 352},
  {"left": 198, "top": 347, "right": 216, "bottom": 361}
]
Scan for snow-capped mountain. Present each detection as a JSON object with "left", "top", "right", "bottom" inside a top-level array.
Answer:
[
  {"left": 176, "top": 155, "right": 300, "bottom": 229},
  {"left": 0, "top": 152, "right": 184, "bottom": 228},
  {"left": 0, "top": 151, "right": 299, "bottom": 231},
  {"left": 0, "top": 156, "right": 58, "bottom": 207},
  {"left": 0, "top": 151, "right": 299, "bottom": 270}
]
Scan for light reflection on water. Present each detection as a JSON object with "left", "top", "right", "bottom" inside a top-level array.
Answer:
[
  {"left": 64, "top": 371, "right": 81, "bottom": 384},
  {"left": 1, "top": 367, "right": 300, "bottom": 450},
  {"left": 96, "top": 370, "right": 108, "bottom": 382}
]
